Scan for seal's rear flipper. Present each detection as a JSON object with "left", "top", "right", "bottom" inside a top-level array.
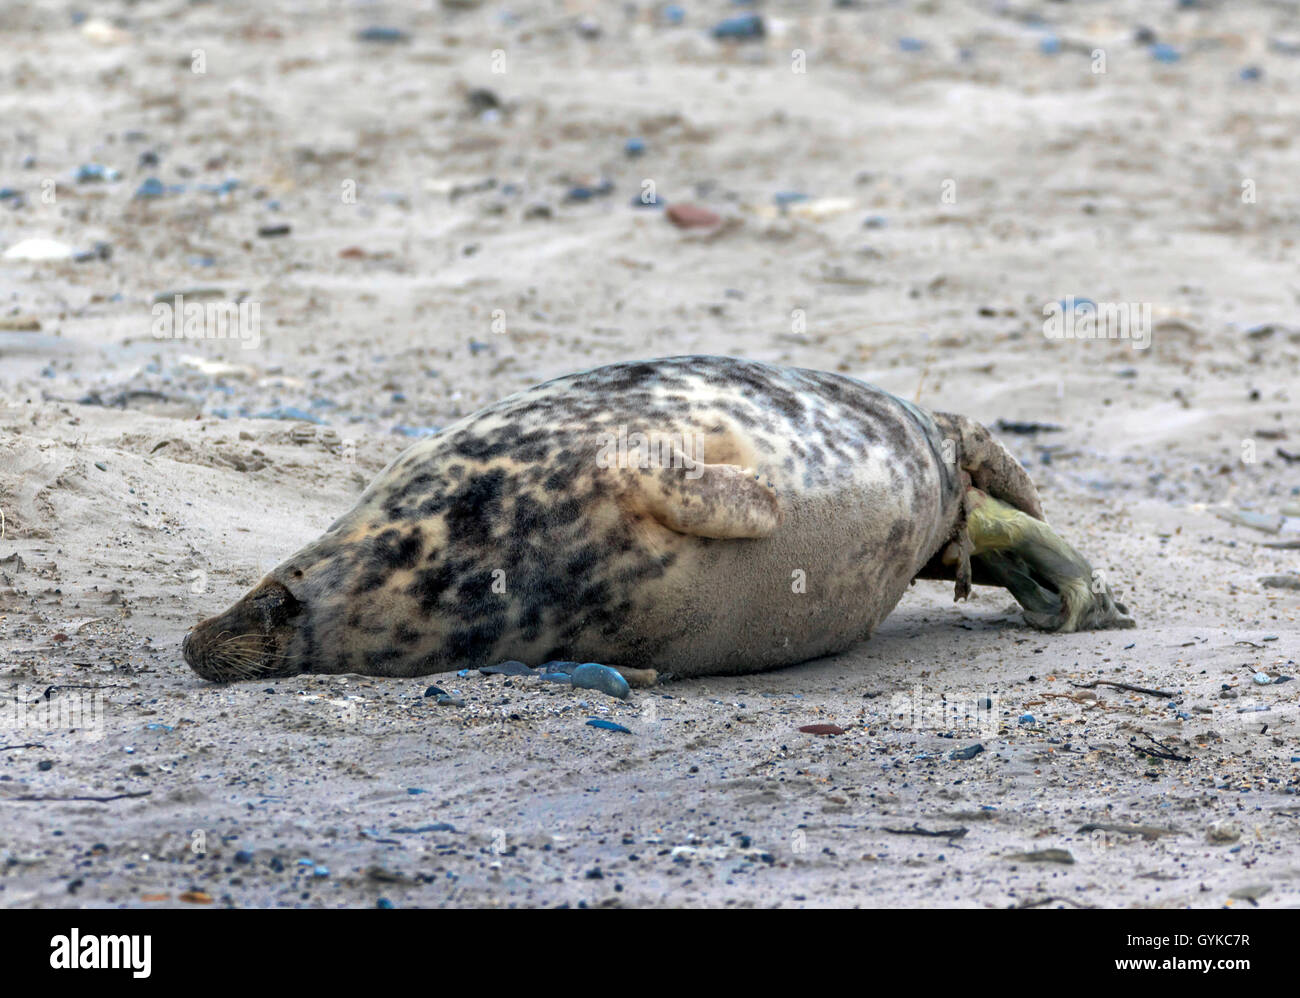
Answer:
[
  {"left": 932, "top": 411, "right": 1047, "bottom": 521},
  {"left": 964, "top": 490, "right": 1134, "bottom": 632},
  {"left": 626, "top": 456, "right": 782, "bottom": 539}
]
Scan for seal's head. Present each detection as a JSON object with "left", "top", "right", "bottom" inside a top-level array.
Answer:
[{"left": 182, "top": 577, "right": 305, "bottom": 682}]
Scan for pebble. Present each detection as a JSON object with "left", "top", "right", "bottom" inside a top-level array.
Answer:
[
  {"left": 1150, "top": 43, "right": 1181, "bottom": 63},
  {"left": 258, "top": 224, "right": 292, "bottom": 238},
  {"left": 897, "top": 37, "right": 925, "bottom": 52},
  {"left": 571, "top": 663, "right": 631, "bottom": 700},
  {"left": 1253, "top": 672, "right": 1272, "bottom": 685},
  {"left": 565, "top": 179, "right": 613, "bottom": 202},
  {"left": 666, "top": 203, "right": 721, "bottom": 229},
  {"left": 1260, "top": 574, "right": 1300, "bottom": 589},
  {"left": 435, "top": 694, "right": 464, "bottom": 707},
  {"left": 3, "top": 237, "right": 75, "bottom": 261},
  {"left": 356, "top": 26, "right": 411, "bottom": 44},
  {"left": 950, "top": 743, "right": 984, "bottom": 760},
  {"left": 423, "top": 685, "right": 446, "bottom": 698},
  {"left": 133, "top": 177, "right": 169, "bottom": 199},
  {"left": 798, "top": 724, "right": 845, "bottom": 736},
  {"left": 712, "top": 15, "right": 764, "bottom": 41},
  {"left": 538, "top": 660, "right": 580, "bottom": 675},
  {"left": 234, "top": 850, "right": 254, "bottom": 864},
  {"left": 75, "top": 163, "right": 121, "bottom": 183},
  {"left": 624, "top": 138, "right": 646, "bottom": 158},
  {"left": 586, "top": 718, "right": 631, "bottom": 734},
  {"left": 479, "top": 660, "right": 536, "bottom": 677},
  {"left": 539, "top": 673, "right": 572, "bottom": 684},
  {"left": 1018, "top": 713, "right": 1035, "bottom": 724},
  {"left": 1207, "top": 822, "right": 1240, "bottom": 844}
]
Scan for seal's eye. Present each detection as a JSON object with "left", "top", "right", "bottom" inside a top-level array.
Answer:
[{"left": 250, "top": 582, "right": 302, "bottom": 625}]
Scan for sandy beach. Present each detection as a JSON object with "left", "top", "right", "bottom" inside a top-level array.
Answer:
[{"left": 0, "top": 0, "right": 1298, "bottom": 908}]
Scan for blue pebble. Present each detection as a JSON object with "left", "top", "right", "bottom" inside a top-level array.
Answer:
[
  {"left": 1039, "top": 35, "right": 1061, "bottom": 55},
  {"left": 630, "top": 193, "right": 663, "bottom": 208},
  {"left": 773, "top": 191, "right": 809, "bottom": 206},
  {"left": 255, "top": 406, "right": 325, "bottom": 424},
  {"left": 572, "top": 663, "right": 631, "bottom": 700},
  {"left": 297, "top": 857, "right": 314, "bottom": 866},
  {"left": 234, "top": 850, "right": 254, "bottom": 864},
  {"left": 377, "top": 897, "right": 395, "bottom": 909},
  {"left": 479, "top": 660, "right": 537, "bottom": 677},
  {"left": 712, "top": 14, "right": 764, "bottom": 40},
  {"left": 662, "top": 5, "right": 685, "bottom": 26},
  {"left": 356, "top": 26, "right": 411, "bottom": 44},
  {"left": 1240, "top": 66, "right": 1262, "bottom": 81},
  {"left": 624, "top": 138, "right": 646, "bottom": 157},
  {"left": 134, "top": 177, "right": 166, "bottom": 199},
  {"left": 540, "top": 672, "right": 572, "bottom": 684},
  {"left": 406, "top": 788, "right": 427, "bottom": 795},
  {"left": 457, "top": 669, "right": 470, "bottom": 678},
  {"left": 76, "top": 163, "right": 121, "bottom": 183},
  {"left": 1150, "top": 43, "right": 1181, "bottom": 63},
  {"left": 392, "top": 425, "right": 441, "bottom": 437},
  {"left": 313, "top": 866, "right": 330, "bottom": 877},
  {"left": 1018, "top": 713, "right": 1035, "bottom": 724},
  {"left": 898, "top": 37, "right": 925, "bottom": 52},
  {"left": 587, "top": 718, "right": 632, "bottom": 734},
  {"left": 565, "top": 179, "right": 614, "bottom": 201},
  {"left": 539, "top": 660, "right": 580, "bottom": 675}
]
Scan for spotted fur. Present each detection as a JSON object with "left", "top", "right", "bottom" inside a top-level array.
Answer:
[{"left": 183, "top": 356, "right": 1035, "bottom": 681}]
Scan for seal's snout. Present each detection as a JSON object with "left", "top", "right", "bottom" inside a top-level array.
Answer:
[{"left": 183, "top": 578, "right": 304, "bottom": 683}]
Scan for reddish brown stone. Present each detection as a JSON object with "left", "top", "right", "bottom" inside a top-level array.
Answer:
[
  {"left": 798, "top": 724, "right": 845, "bottom": 736},
  {"left": 666, "top": 203, "right": 721, "bottom": 229}
]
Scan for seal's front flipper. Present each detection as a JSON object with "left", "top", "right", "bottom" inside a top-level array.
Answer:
[
  {"left": 627, "top": 457, "right": 782, "bottom": 539},
  {"left": 611, "top": 664, "right": 659, "bottom": 688},
  {"left": 964, "top": 489, "right": 1134, "bottom": 632}
]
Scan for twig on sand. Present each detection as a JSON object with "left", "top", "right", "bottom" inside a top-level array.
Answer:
[
  {"left": 1131, "top": 734, "right": 1191, "bottom": 763},
  {"left": 882, "top": 823, "right": 968, "bottom": 840},
  {"left": 0, "top": 743, "right": 44, "bottom": 752},
  {"left": 1070, "top": 679, "right": 1175, "bottom": 698},
  {"left": 5, "top": 791, "right": 151, "bottom": 803},
  {"left": 1014, "top": 895, "right": 1097, "bottom": 909},
  {"left": 1076, "top": 823, "right": 1179, "bottom": 841}
]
